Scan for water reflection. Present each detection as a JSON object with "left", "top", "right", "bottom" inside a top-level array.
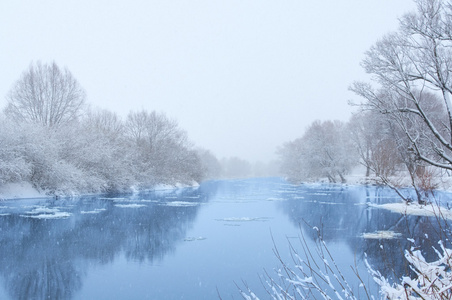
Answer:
[
  {"left": 278, "top": 184, "right": 452, "bottom": 283},
  {"left": 0, "top": 185, "right": 214, "bottom": 300},
  {"left": 1, "top": 179, "right": 451, "bottom": 299}
]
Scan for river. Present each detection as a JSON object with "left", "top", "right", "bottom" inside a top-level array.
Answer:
[{"left": 0, "top": 177, "right": 450, "bottom": 299}]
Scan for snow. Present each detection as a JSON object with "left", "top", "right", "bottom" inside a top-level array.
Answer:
[
  {"left": 184, "top": 236, "right": 206, "bottom": 241},
  {"left": 114, "top": 204, "right": 147, "bottom": 208},
  {"left": 368, "top": 241, "right": 452, "bottom": 299},
  {"left": 215, "top": 217, "right": 269, "bottom": 222},
  {"left": 21, "top": 211, "right": 72, "bottom": 219},
  {"left": 16, "top": 206, "right": 73, "bottom": 219},
  {"left": 81, "top": 208, "right": 106, "bottom": 214},
  {"left": 266, "top": 197, "right": 285, "bottom": 201},
  {"left": 0, "top": 181, "right": 48, "bottom": 200},
  {"left": 362, "top": 231, "right": 402, "bottom": 239},
  {"left": 0, "top": 181, "right": 200, "bottom": 201},
  {"left": 161, "top": 201, "right": 200, "bottom": 207},
  {"left": 152, "top": 182, "right": 200, "bottom": 191},
  {"left": 370, "top": 202, "right": 452, "bottom": 219}
]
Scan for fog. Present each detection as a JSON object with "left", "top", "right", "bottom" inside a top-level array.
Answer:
[{"left": 0, "top": 0, "right": 415, "bottom": 162}]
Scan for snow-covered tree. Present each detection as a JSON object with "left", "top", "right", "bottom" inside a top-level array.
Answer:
[
  {"left": 4, "top": 61, "right": 86, "bottom": 127},
  {"left": 277, "top": 138, "right": 306, "bottom": 183},
  {"left": 0, "top": 64, "right": 206, "bottom": 193},
  {"left": 348, "top": 111, "right": 394, "bottom": 178},
  {"left": 196, "top": 148, "right": 222, "bottom": 180},
  {"left": 351, "top": 0, "right": 452, "bottom": 173},
  {"left": 0, "top": 116, "right": 31, "bottom": 184},
  {"left": 350, "top": 0, "right": 452, "bottom": 202},
  {"left": 278, "top": 120, "right": 358, "bottom": 183},
  {"left": 125, "top": 110, "right": 202, "bottom": 185}
]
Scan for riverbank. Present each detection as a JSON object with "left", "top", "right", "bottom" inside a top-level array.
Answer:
[
  {"left": 0, "top": 181, "right": 200, "bottom": 201},
  {"left": 0, "top": 182, "right": 48, "bottom": 200}
]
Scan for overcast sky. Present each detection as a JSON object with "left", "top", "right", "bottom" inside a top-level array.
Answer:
[{"left": 1, "top": 0, "right": 416, "bottom": 162}]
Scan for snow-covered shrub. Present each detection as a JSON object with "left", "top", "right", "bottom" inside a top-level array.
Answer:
[
  {"left": 240, "top": 225, "right": 452, "bottom": 299},
  {"left": 1, "top": 105, "right": 205, "bottom": 195},
  {"left": 368, "top": 241, "right": 452, "bottom": 299},
  {"left": 0, "top": 117, "right": 31, "bottom": 184},
  {"left": 239, "top": 228, "right": 372, "bottom": 300}
]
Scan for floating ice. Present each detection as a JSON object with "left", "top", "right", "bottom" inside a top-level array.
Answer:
[
  {"left": 316, "top": 201, "right": 345, "bottom": 205},
  {"left": 370, "top": 202, "right": 452, "bottom": 219},
  {"left": 216, "top": 217, "right": 269, "bottom": 222},
  {"left": 162, "top": 201, "right": 199, "bottom": 207},
  {"left": 362, "top": 231, "right": 401, "bottom": 239},
  {"left": 115, "top": 204, "right": 147, "bottom": 208},
  {"left": 266, "top": 198, "right": 285, "bottom": 201},
  {"left": 81, "top": 208, "right": 106, "bottom": 214},
  {"left": 21, "top": 211, "right": 72, "bottom": 219},
  {"left": 26, "top": 207, "right": 60, "bottom": 214},
  {"left": 184, "top": 236, "right": 206, "bottom": 241}
]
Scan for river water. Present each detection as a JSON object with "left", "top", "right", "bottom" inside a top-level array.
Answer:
[{"left": 0, "top": 177, "right": 450, "bottom": 299}]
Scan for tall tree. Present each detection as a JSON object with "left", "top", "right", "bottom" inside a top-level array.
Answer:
[
  {"left": 350, "top": 0, "right": 452, "bottom": 202},
  {"left": 351, "top": 0, "right": 452, "bottom": 172},
  {"left": 4, "top": 61, "right": 86, "bottom": 127}
]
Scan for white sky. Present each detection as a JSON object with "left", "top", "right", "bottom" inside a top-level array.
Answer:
[{"left": 0, "top": 0, "right": 416, "bottom": 162}]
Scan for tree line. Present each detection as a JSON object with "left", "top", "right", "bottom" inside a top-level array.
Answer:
[
  {"left": 279, "top": 0, "right": 452, "bottom": 204},
  {"left": 0, "top": 62, "right": 207, "bottom": 195},
  {"left": 0, "top": 61, "right": 279, "bottom": 195}
]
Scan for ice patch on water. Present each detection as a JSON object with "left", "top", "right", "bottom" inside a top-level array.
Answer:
[
  {"left": 0, "top": 213, "right": 10, "bottom": 216},
  {"left": 162, "top": 201, "right": 199, "bottom": 207},
  {"left": 316, "top": 201, "right": 345, "bottom": 205},
  {"left": 184, "top": 236, "right": 206, "bottom": 241},
  {"left": 21, "top": 211, "right": 72, "bottom": 219},
  {"left": 81, "top": 208, "right": 107, "bottom": 214},
  {"left": 27, "top": 207, "right": 60, "bottom": 214},
  {"left": 216, "top": 217, "right": 269, "bottom": 222},
  {"left": 370, "top": 202, "right": 452, "bottom": 219},
  {"left": 362, "top": 231, "right": 401, "bottom": 239},
  {"left": 115, "top": 204, "right": 147, "bottom": 208},
  {"left": 266, "top": 198, "right": 285, "bottom": 201}
]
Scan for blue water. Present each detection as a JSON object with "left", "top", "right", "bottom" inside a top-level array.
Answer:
[{"left": 0, "top": 178, "right": 450, "bottom": 299}]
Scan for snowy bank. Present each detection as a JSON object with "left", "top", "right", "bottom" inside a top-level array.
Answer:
[
  {"left": 370, "top": 202, "right": 452, "bottom": 220},
  {"left": 0, "top": 182, "right": 49, "bottom": 200},
  {"left": 0, "top": 180, "right": 200, "bottom": 201}
]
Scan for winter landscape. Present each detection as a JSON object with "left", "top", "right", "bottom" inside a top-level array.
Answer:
[{"left": 3, "top": 0, "right": 452, "bottom": 299}]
